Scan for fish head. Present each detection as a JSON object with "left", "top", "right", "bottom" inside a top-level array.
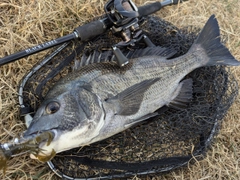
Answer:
[{"left": 23, "top": 83, "right": 105, "bottom": 162}]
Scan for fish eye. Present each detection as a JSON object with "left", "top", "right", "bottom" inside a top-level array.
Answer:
[{"left": 46, "top": 102, "right": 60, "bottom": 114}]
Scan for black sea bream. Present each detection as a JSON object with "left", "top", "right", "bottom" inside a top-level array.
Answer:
[{"left": 23, "top": 15, "right": 240, "bottom": 161}]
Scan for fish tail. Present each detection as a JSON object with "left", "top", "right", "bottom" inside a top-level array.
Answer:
[{"left": 192, "top": 15, "right": 240, "bottom": 66}]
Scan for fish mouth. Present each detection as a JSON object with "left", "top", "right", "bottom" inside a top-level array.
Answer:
[
  {"left": 23, "top": 129, "right": 56, "bottom": 145},
  {"left": 0, "top": 130, "right": 57, "bottom": 164},
  {"left": 21, "top": 129, "right": 57, "bottom": 162}
]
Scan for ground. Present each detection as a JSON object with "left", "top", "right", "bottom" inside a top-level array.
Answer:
[{"left": 0, "top": 0, "right": 239, "bottom": 179}]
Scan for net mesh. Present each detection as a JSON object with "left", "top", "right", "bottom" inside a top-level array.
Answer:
[{"left": 20, "top": 16, "right": 239, "bottom": 179}]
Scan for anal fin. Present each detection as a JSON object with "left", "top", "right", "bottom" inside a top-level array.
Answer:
[{"left": 168, "top": 78, "right": 193, "bottom": 110}]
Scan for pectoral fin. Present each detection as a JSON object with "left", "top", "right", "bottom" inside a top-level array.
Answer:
[
  {"left": 168, "top": 78, "right": 193, "bottom": 110},
  {"left": 106, "top": 78, "right": 160, "bottom": 116}
]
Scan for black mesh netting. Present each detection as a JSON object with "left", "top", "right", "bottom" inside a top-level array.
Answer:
[{"left": 19, "top": 16, "right": 239, "bottom": 179}]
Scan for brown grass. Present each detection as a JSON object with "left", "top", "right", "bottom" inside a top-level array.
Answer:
[{"left": 0, "top": 0, "right": 239, "bottom": 179}]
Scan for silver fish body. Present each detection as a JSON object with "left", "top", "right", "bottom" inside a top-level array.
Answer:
[{"left": 23, "top": 15, "right": 240, "bottom": 161}]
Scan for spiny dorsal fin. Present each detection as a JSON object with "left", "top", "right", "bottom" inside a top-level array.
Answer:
[
  {"left": 106, "top": 78, "right": 160, "bottom": 116},
  {"left": 73, "top": 46, "right": 177, "bottom": 70}
]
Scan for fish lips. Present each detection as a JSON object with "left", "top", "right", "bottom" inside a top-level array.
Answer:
[
  {"left": 23, "top": 128, "right": 58, "bottom": 150},
  {"left": 23, "top": 129, "right": 59, "bottom": 160},
  {"left": 24, "top": 127, "right": 56, "bottom": 137},
  {"left": 23, "top": 115, "right": 60, "bottom": 144}
]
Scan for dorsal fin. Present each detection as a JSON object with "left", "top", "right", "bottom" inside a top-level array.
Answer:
[
  {"left": 128, "top": 47, "right": 177, "bottom": 59},
  {"left": 73, "top": 46, "right": 177, "bottom": 70}
]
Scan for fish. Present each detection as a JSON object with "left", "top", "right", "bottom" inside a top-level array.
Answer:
[{"left": 22, "top": 15, "right": 240, "bottom": 162}]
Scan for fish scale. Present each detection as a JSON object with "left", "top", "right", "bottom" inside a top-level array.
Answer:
[{"left": 88, "top": 55, "right": 197, "bottom": 105}]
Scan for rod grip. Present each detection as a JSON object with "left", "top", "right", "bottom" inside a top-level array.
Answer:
[
  {"left": 75, "top": 20, "right": 107, "bottom": 41},
  {"left": 138, "top": 2, "right": 162, "bottom": 17}
]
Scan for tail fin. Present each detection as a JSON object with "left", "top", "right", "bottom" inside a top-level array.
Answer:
[{"left": 194, "top": 15, "right": 240, "bottom": 66}]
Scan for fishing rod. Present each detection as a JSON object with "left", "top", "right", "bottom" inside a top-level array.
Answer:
[{"left": 0, "top": 0, "right": 184, "bottom": 67}]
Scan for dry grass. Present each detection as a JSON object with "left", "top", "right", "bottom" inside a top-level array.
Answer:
[{"left": 0, "top": 0, "right": 239, "bottom": 179}]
